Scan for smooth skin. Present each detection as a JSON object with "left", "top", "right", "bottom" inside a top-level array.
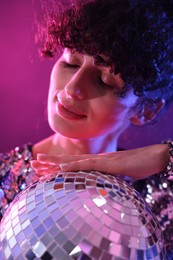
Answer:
[
  {"left": 31, "top": 48, "right": 169, "bottom": 180},
  {"left": 31, "top": 144, "right": 169, "bottom": 180}
]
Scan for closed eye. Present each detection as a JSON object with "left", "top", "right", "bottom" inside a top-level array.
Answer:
[
  {"left": 60, "top": 61, "right": 80, "bottom": 69},
  {"left": 98, "top": 77, "right": 114, "bottom": 90},
  {"left": 98, "top": 78, "right": 124, "bottom": 97}
]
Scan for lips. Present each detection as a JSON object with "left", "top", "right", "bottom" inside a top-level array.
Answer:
[{"left": 56, "top": 99, "right": 87, "bottom": 120}]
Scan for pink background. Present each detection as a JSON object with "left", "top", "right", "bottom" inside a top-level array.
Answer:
[{"left": 0, "top": 1, "right": 173, "bottom": 153}]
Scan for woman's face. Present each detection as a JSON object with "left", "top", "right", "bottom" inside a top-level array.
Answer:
[{"left": 48, "top": 48, "right": 138, "bottom": 139}]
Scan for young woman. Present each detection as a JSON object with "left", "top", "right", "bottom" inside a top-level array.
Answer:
[{"left": 1, "top": 0, "right": 173, "bottom": 256}]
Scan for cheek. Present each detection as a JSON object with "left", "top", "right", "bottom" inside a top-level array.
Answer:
[
  {"left": 50, "top": 59, "right": 71, "bottom": 88},
  {"left": 48, "top": 67, "right": 65, "bottom": 106},
  {"left": 107, "top": 92, "right": 138, "bottom": 123},
  {"left": 93, "top": 95, "right": 135, "bottom": 131},
  {"left": 108, "top": 108, "right": 131, "bottom": 130},
  {"left": 105, "top": 104, "right": 132, "bottom": 134},
  {"left": 50, "top": 65, "right": 61, "bottom": 91}
]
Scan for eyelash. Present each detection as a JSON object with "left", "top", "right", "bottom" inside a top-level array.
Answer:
[
  {"left": 61, "top": 61, "right": 79, "bottom": 69},
  {"left": 61, "top": 61, "right": 114, "bottom": 91},
  {"left": 98, "top": 78, "right": 114, "bottom": 91}
]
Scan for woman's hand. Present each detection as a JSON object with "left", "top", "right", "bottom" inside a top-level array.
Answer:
[{"left": 30, "top": 144, "right": 169, "bottom": 180}]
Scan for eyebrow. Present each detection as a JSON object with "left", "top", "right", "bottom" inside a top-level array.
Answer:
[
  {"left": 63, "top": 49, "right": 83, "bottom": 63},
  {"left": 64, "top": 49, "right": 114, "bottom": 74},
  {"left": 93, "top": 55, "right": 111, "bottom": 67}
]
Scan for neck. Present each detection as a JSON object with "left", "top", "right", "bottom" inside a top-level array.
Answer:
[{"left": 50, "top": 133, "right": 118, "bottom": 155}]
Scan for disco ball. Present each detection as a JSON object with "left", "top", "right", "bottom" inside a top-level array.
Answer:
[{"left": 0, "top": 171, "right": 165, "bottom": 260}]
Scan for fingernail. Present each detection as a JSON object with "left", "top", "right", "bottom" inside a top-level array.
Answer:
[
  {"left": 30, "top": 160, "right": 35, "bottom": 164},
  {"left": 30, "top": 160, "right": 36, "bottom": 166},
  {"left": 37, "top": 153, "right": 47, "bottom": 158},
  {"left": 30, "top": 161, "right": 36, "bottom": 169},
  {"left": 59, "top": 163, "right": 68, "bottom": 171}
]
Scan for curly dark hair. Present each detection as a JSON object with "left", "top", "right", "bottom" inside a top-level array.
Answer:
[{"left": 36, "top": 0, "right": 173, "bottom": 104}]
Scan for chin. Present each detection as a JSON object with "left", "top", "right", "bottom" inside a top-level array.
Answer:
[
  {"left": 48, "top": 115, "right": 118, "bottom": 140},
  {"left": 50, "top": 125, "right": 96, "bottom": 140},
  {"left": 48, "top": 117, "right": 88, "bottom": 139}
]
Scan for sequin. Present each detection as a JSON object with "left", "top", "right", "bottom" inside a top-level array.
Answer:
[
  {"left": 0, "top": 144, "right": 35, "bottom": 220},
  {"left": 136, "top": 175, "right": 173, "bottom": 258}
]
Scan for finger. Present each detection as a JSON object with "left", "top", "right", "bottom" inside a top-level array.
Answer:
[
  {"left": 35, "top": 169, "right": 48, "bottom": 177},
  {"left": 30, "top": 160, "right": 55, "bottom": 170},
  {"left": 31, "top": 160, "right": 60, "bottom": 172},
  {"left": 37, "top": 154, "right": 61, "bottom": 164},
  {"left": 58, "top": 158, "right": 119, "bottom": 176},
  {"left": 30, "top": 160, "right": 46, "bottom": 168},
  {"left": 37, "top": 153, "right": 98, "bottom": 164},
  {"left": 35, "top": 166, "right": 60, "bottom": 176},
  {"left": 36, "top": 154, "right": 61, "bottom": 164}
]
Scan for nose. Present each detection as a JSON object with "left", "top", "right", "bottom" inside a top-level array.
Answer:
[
  {"left": 65, "top": 85, "right": 85, "bottom": 100},
  {"left": 65, "top": 68, "right": 91, "bottom": 100}
]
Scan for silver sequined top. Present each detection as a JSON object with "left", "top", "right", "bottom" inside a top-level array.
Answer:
[
  {"left": 135, "top": 175, "right": 173, "bottom": 258},
  {"left": 0, "top": 144, "right": 35, "bottom": 220},
  {"left": 0, "top": 144, "right": 173, "bottom": 258}
]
